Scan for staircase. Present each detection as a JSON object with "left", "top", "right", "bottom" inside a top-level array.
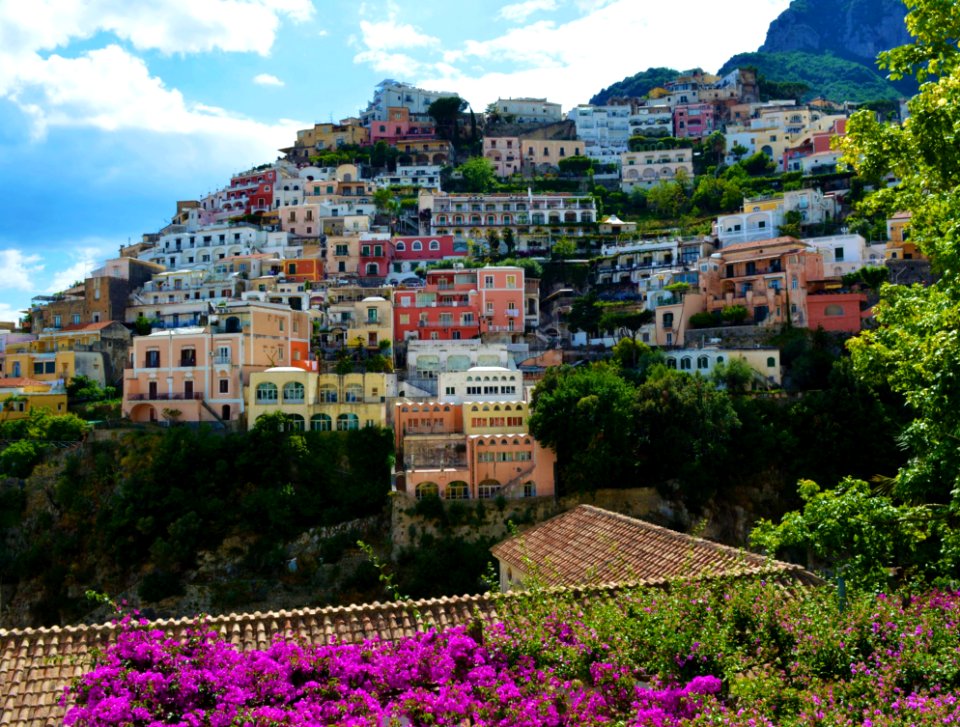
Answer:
[{"left": 200, "top": 399, "right": 228, "bottom": 430}]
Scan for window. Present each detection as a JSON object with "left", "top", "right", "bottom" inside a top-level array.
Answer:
[
  {"left": 145, "top": 350, "right": 160, "bottom": 368},
  {"left": 680, "top": 357, "right": 692, "bottom": 370},
  {"left": 834, "top": 247, "right": 845, "bottom": 262},
  {"left": 337, "top": 413, "right": 359, "bottom": 431},
  {"left": 478, "top": 480, "right": 502, "bottom": 499},
  {"left": 484, "top": 275, "right": 494, "bottom": 288},
  {"left": 310, "top": 413, "right": 332, "bottom": 432},
  {"left": 429, "top": 240, "right": 440, "bottom": 251},
  {"left": 415, "top": 482, "right": 439, "bottom": 500},
  {"left": 283, "top": 381, "right": 305, "bottom": 402},
  {"left": 345, "top": 384, "right": 363, "bottom": 402},
  {"left": 219, "top": 379, "right": 229, "bottom": 394},
  {"left": 256, "top": 382, "right": 278, "bottom": 403},
  {"left": 72, "top": 314, "right": 81, "bottom": 325},
  {"left": 662, "top": 312, "right": 674, "bottom": 328},
  {"left": 697, "top": 356, "right": 709, "bottom": 370},
  {"left": 395, "top": 241, "right": 406, "bottom": 252},
  {"left": 319, "top": 385, "right": 337, "bottom": 403},
  {"left": 445, "top": 481, "right": 469, "bottom": 500},
  {"left": 335, "top": 244, "right": 348, "bottom": 256},
  {"left": 767, "top": 356, "right": 777, "bottom": 368},
  {"left": 179, "top": 348, "right": 196, "bottom": 367},
  {"left": 824, "top": 304, "right": 845, "bottom": 317},
  {"left": 412, "top": 240, "right": 423, "bottom": 251}
]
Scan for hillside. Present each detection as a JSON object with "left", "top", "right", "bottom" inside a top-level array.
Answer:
[
  {"left": 589, "top": 66, "right": 682, "bottom": 105},
  {"left": 717, "top": 50, "right": 902, "bottom": 103}
]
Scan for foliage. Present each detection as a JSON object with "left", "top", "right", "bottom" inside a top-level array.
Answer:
[
  {"left": 0, "top": 440, "right": 49, "bottom": 479},
  {"left": 688, "top": 311, "right": 720, "bottom": 329},
  {"left": 646, "top": 180, "right": 688, "bottom": 218},
  {"left": 720, "top": 304, "right": 748, "bottom": 324},
  {"left": 710, "top": 358, "right": 757, "bottom": 393},
  {"left": 550, "top": 237, "right": 577, "bottom": 260},
  {"left": 66, "top": 581, "right": 960, "bottom": 725},
  {"left": 718, "top": 51, "right": 904, "bottom": 103},
  {"left": 500, "top": 257, "right": 543, "bottom": 279},
  {"left": 598, "top": 308, "right": 653, "bottom": 340},
  {"left": 741, "top": 151, "right": 776, "bottom": 176},
  {"left": 843, "top": 265, "right": 890, "bottom": 290},
  {"left": 66, "top": 375, "right": 116, "bottom": 404},
  {"left": 751, "top": 478, "right": 941, "bottom": 590},
  {"left": 837, "top": 0, "right": 960, "bottom": 509},
  {"left": 557, "top": 154, "right": 593, "bottom": 175},
  {"left": 778, "top": 209, "right": 803, "bottom": 237},
  {"left": 589, "top": 66, "right": 682, "bottom": 105},
  {"left": 457, "top": 156, "right": 496, "bottom": 193},
  {"left": 428, "top": 95, "right": 467, "bottom": 143},
  {"left": 563, "top": 290, "right": 603, "bottom": 335}
]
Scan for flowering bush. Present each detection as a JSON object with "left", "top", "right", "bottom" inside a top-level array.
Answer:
[{"left": 64, "top": 581, "right": 960, "bottom": 726}]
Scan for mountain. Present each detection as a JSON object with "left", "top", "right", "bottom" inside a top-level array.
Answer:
[
  {"left": 758, "top": 0, "right": 910, "bottom": 64},
  {"left": 589, "top": 0, "right": 914, "bottom": 106},
  {"left": 716, "top": 51, "right": 902, "bottom": 103}
]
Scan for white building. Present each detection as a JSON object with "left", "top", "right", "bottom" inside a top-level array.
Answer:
[
  {"left": 492, "top": 97, "right": 562, "bottom": 124},
  {"left": 620, "top": 148, "right": 694, "bottom": 191},
  {"left": 437, "top": 366, "right": 524, "bottom": 404},
  {"left": 715, "top": 189, "right": 839, "bottom": 246},
  {"left": 361, "top": 80, "right": 459, "bottom": 125}
]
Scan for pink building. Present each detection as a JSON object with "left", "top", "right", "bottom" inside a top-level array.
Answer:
[
  {"left": 673, "top": 103, "right": 717, "bottom": 139},
  {"left": 393, "top": 266, "right": 526, "bottom": 343},
  {"left": 483, "top": 137, "right": 522, "bottom": 177},
  {"left": 122, "top": 302, "right": 311, "bottom": 425},
  {"left": 368, "top": 106, "right": 437, "bottom": 145},
  {"left": 806, "top": 291, "right": 867, "bottom": 333}
]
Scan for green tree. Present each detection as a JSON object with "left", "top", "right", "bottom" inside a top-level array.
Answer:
[
  {"left": 778, "top": 209, "right": 803, "bottom": 237},
  {"left": 428, "top": 96, "right": 467, "bottom": 143},
  {"left": 720, "top": 304, "right": 748, "bottom": 324},
  {"left": 558, "top": 155, "right": 593, "bottom": 175},
  {"left": 710, "top": 358, "right": 757, "bottom": 393},
  {"left": 742, "top": 151, "right": 776, "bottom": 176},
  {"left": 564, "top": 291, "right": 603, "bottom": 336},
  {"left": 646, "top": 181, "right": 687, "bottom": 218},
  {"left": 457, "top": 156, "right": 496, "bottom": 192},
  {"left": 551, "top": 237, "right": 577, "bottom": 260},
  {"left": 598, "top": 309, "right": 653, "bottom": 340}
]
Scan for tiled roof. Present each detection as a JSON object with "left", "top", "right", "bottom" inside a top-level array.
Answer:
[
  {"left": 53, "top": 321, "right": 118, "bottom": 333},
  {"left": 718, "top": 236, "right": 805, "bottom": 253},
  {"left": 0, "top": 378, "right": 50, "bottom": 389},
  {"left": 490, "top": 505, "right": 812, "bottom": 587},
  {"left": 0, "top": 593, "right": 500, "bottom": 727}
]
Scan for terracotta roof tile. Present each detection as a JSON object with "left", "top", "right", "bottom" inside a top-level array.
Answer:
[
  {"left": 718, "top": 236, "right": 804, "bottom": 253},
  {"left": 490, "top": 505, "right": 810, "bottom": 588},
  {"left": 0, "top": 378, "right": 50, "bottom": 389}
]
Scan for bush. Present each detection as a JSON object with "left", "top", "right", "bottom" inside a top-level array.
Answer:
[
  {"left": 689, "top": 312, "right": 719, "bottom": 329},
  {"left": 0, "top": 440, "right": 48, "bottom": 478}
]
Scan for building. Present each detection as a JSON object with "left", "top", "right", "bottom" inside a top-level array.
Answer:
[
  {"left": 673, "top": 103, "right": 717, "bottom": 139},
  {"left": 122, "top": 302, "right": 310, "bottom": 425},
  {"left": 715, "top": 189, "right": 839, "bottom": 247},
  {"left": 662, "top": 347, "right": 782, "bottom": 387},
  {"left": 386, "top": 234, "right": 467, "bottom": 284},
  {"left": 281, "top": 120, "right": 369, "bottom": 161},
  {"left": 368, "top": 106, "right": 437, "bottom": 145},
  {"left": 247, "top": 369, "right": 396, "bottom": 431},
  {"left": 405, "top": 339, "right": 513, "bottom": 393},
  {"left": 393, "top": 267, "right": 526, "bottom": 344},
  {"left": 5, "top": 322, "right": 132, "bottom": 387},
  {"left": 0, "top": 377, "right": 67, "bottom": 421},
  {"left": 491, "top": 504, "right": 815, "bottom": 591},
  {"left": 420, "top": 191, "right": 597, "bottom": 252},
  {"left": 699, "top": 236, "right": 824, "bottom": 328},
  {"left": 360, "top": 80, "right": 459, "bottom": 126},
  {"left": 394, "top": 367, "right": 556, "bottom": 501},
  {"left": 567, "top": 105, "right": 633, "bottom": 153},
  {"left": 620, "top": 148, "right": 694, "bottom": 192},
  {"left": 491, "top": 97, "right": 562, "bottom": 124}
]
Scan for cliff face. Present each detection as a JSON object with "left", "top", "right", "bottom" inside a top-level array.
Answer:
[{"left": 759, "top": 0, "right": 911, "bottom": 64}]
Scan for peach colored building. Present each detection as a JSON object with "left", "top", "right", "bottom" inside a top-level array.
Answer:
[
  {"left": 122, "top": 302, "right": 310, "bottom": 425},
  {"left": 393, "top": 365, "right": 556, "bottom": 501},
  {"left": 806, "top": 292, "right": 868, "bottom": 333},
  {"left": 699, "top": 237, "right": 824, "bottom": 328}
]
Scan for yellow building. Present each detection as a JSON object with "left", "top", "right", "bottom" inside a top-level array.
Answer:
[
  {"left": 462, "top": 400, "right": 530, "bottom": 436},
  {"left": 4, "top": 321, "right": 131, "bottom": 387},
  {"left": 345, "top": 296, "right": 393, "bottom": 351},
  {"left": 886, "top": 211, "right": 923, "bottom": 260},
  {"left": 247, "top": 369, "right": 396, "bottom": 431},
  {"left": 0, "top": 378, "right": 67, "bottom": 421}
]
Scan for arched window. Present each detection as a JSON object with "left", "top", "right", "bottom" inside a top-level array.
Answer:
[
  {"left": 256, "top": 382, "right": 278, "bottom": 403},
  {"left": 310, "top": 414, "right": 332, "bottom": 431},
  {"left": 445, "top": 481, "right": 469, "bottom": 500},
  {"left": 282, "top": 381, "right": 304, "bottom": 403},
  {"left": 345, "top": 384, "right": 363, "bottom": 402},
  {"left": 395, "top": 241, "right": 406, "bottom": 251},
  {"left": 319, "top": 385, "right": 337, "bottom": 403},
  {"left": 478, "top": 479, "right": 502, "bottom": 500},
  {"left": 412, "top": 240, "right": 423, "bottom": 251},
  {"left": 286, "top": 414, "right": 305, "bottom": 432},
  {"left": 666, "top": 358, "right": 677, "bottom": 369},
  {"left": 663, "top": 312, "right": 674, "bottom": 327},
  {"left": 366, "top": 263, "right": 379, "bottom": 275},
  {"left": 767, "top": 356, "right": 777, "bottom": 368},
  {"left": 337, "top": 413, "right": 359, "bottom": 431},
  {"left": 824, "top": 304, "right": 845, "bottom": 316},
  {"left": 697, "top": 356, "right": 709, "bottom": 370},
  {"left": 429, "top": 240, "right": 440, "bottom": 250},
  {"left": 680, "top": 357, "right": 692, "bottom": 370},
  {"left": 416, "top": 481, "right": 439, "bottom": 500}
]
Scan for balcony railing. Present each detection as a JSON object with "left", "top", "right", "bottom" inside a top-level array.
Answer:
[
  {"left": 128, "top": 392, "right": 203, "bottom": 401},
  {"left": 212, "top": 355, "right": 232, "bottom": 365}
]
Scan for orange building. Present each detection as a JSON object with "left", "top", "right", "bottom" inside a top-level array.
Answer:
[
  {"left": 122, "top": 301, "right": 310, "bottom": 426},
  {"left": 700, "top": 237, "right": 824, "bottom": 328}
]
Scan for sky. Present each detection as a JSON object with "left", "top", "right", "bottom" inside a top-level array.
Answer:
[{"left": 0, "top": 0, "right": 792, "bottom": 324}]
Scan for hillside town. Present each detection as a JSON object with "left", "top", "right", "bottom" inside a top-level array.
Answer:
[
  {"left": 9, "top": 0, "right": 960, "bottom": 720},
  {"left": 0, "top": 72, "right": 920, "bottom": 502}
]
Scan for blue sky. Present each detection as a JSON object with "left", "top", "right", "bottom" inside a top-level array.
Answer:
[{"left": 0, "top": 0, "right": 791, "bottom": 324}]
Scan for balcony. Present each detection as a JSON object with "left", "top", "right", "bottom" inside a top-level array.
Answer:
[
  {"left": 128, "top": 392, "right": 203, "bottom": 401},
  {"left": 213, "top": 355, "right": 232, "bottom": 365}
]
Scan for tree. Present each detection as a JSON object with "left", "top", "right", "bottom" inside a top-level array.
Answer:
[
  {"left": 720, "top": 304, "right": 748, "bottom": 324},
  {"left": 428, "top": 96, "right": 467, "bottom": 144},
  {"left": 598, "top": 309, "right": 653, "bottom": 341},
  {"left": 710, "top": 358, "right": 756, "bottom": 393},
  {"left": 742, "top": 151, "right": 775, "bottom": 176},
  {"left": 778, "top": 209, "right": 803, "bottom": 237},
  {"left": 551, "top": 237, "right": 577, "bottom": 261},
  {"left": 564, "top": 291, "right": 603, "bottom": 337},
  {"left": 646, "top": 181, "right": 687, "bottom": 218},
  {"left": 558, "top": 155, "right": 593, "bottom": 175},
  {"left": 457, "top": 156, "right": 496, "bottom": 193}
]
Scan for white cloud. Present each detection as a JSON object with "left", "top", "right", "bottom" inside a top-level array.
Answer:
[
  {"left": 44, "top": 240, "right": 119, "bottom": 294},
  {"left": 498, "top": 0, "right": 558, "bottom": 23},
  {"left": 0, "top": 1, "right": 313, "bottom": 141},
  {"left": 253, "top": 73, "right": 285, "bottom": 87},
  {"left": 355, "top": 18, "right": 439, "bottom": 52},
  {"left": 0, "top": 0, "right": 315, "bottom": 61},
  {"left": 0, "top": 303, "right": 24, "bottom": 325},
  {"left": 0, "top": 250, "right": 44, "bottom": 292},
  {"left": 407, "top": 0, "right": 792, "bottom": 112}
]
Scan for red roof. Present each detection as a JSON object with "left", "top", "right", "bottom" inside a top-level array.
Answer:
[
  {"left": 53, "top": 321, "right": 118, "bottom": 333},
  {"left": 719, "top": 236, "right": 804, "bottom": 254},
  {"left": 0, "top": 377, "right": 50, "bottom": 389}
]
